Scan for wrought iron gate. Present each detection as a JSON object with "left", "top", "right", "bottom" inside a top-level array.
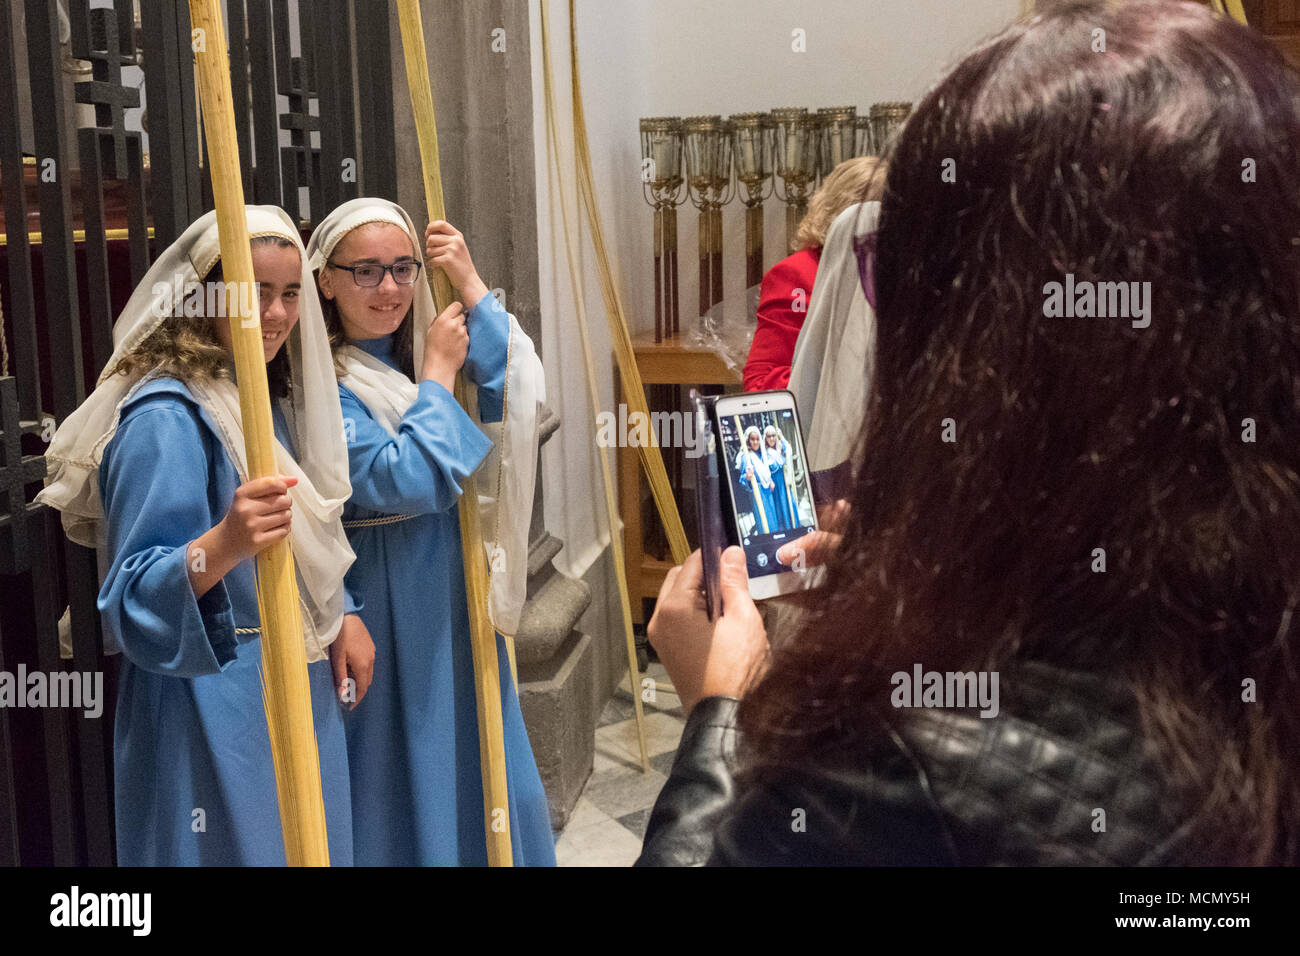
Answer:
[{"left": 0, "top": 0, "right": 399, "bottom": 866}]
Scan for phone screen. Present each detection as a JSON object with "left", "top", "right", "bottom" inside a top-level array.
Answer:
[{"left": 716, "top": 404, "right": 816, "bottom": 578}]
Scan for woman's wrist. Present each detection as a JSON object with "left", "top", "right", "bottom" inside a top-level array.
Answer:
[
  {"left": 421, "top": 361, "right": 456, "bottom": 392},
  {"left": 460, "top": 275, "right": 490, "bottom": 311},
  {"left": 186, "top": 523, "right": 238, "bottom": 599}
]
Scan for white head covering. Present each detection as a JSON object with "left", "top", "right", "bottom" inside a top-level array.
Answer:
[
  {"left": 36, "top": 205, "right": 355, "bottom": 662},
  {"left": 736, "top": 426, "right": 773, "bottom": 490},
  {"left": 761, "top": 424, "right": 788, "bottom": 473},
  {"left": 306, "top": 197, "right": 546, "bottom": 637},
  {"left": 787, "top": 201, "right": 880, "bottom": 472}
]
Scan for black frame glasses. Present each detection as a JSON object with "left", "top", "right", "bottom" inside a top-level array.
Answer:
[{"left": 328, "top": 258, "right": 424, "bottom": 288}]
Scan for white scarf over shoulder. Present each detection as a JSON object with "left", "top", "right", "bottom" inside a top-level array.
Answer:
[
  {"left": 36, "top": 206, "right": 356, "bottom": 662},
  {"left": 788, "top": 201, "right": 880, "bottom": 472},
  {"left": 306, "top": 198, "right": 545, "bottom": 638}
]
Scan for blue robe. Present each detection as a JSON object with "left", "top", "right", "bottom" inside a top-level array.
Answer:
[
  {"left": 337, "top": 292, "right": 556, "bottom": 866},
  {"left": 738, "top": 450, "right": 780, "bottom": 533},
  {"left": 766, "top": 444, "right": 796, "bottom": 530},
  {"left": 98, "top": 376, "right": 354, "bottom": 866}
]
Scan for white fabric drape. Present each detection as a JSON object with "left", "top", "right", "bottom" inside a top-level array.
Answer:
[{"left": 787, "top": 201, "right": 880, "bottom": 472}]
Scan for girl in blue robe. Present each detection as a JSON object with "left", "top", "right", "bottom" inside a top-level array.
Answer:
[
  {"left": 764, "top": 425, "right": 798, "bottom": 530},
  {"left": 308, "top": 198, "right": 555, "bottom": 866},
  {"left": 737, "top": 426, "right": 779, "bottom": 533},
  {"left": 38, "top": 208, "right": 367, "bottom": 865}
]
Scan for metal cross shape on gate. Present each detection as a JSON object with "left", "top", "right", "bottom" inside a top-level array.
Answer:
[
  {"left": 0, "top": 377, "right": 48, "bottom": 575},
  {"left": 69, "top": 0, "right": 141, "bottom": 181},
  {"left": 279, "top": 55, "right": 321, "bottom": 204}
]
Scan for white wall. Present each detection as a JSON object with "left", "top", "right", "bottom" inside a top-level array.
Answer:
[{"left": 531, "top": 0, "right": 1023, "bottom": 579}]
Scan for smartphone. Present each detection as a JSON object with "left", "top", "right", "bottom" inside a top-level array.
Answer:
[
  {"left": 712, "top": 390, "right": 824, "bottom": 600},
  {"left": 690, "top": 390, "right": 725, "bottom": 620}
]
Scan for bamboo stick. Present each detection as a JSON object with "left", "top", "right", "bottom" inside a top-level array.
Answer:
[
  {"left": 394, "top": 0, "right": 513, "bottom": 867},
  {"left": 539, "top": 0, "right": 651, "bottom": 774},
  {"left": 564, "top": 0, "right": 691, "bottom": 566},
  {"left": 187, "top": 0, "right": 329, "bottom": 866}
]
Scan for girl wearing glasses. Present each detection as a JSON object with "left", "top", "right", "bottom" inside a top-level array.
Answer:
[{"left": 307, "top": 198, "right": 554, "bottom": 866}]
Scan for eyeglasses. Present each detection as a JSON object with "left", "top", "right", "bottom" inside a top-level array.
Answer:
[
  {"left": 852, "top": 231, "right": 878, "bottom": 309},
  {"left": 328, "top": 259, "right": 423, "bottom": 288}
]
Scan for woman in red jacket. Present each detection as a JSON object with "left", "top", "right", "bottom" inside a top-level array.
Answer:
[{"left": 742, "top": 156, "right": 885, "bottom": 392}]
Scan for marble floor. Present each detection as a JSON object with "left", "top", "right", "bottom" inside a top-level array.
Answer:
[{"left": 552, "top": 662, "right": 686, "bottom": 866}]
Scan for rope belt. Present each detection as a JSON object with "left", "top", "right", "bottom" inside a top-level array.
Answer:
[{"left": 342, "top": 513, "right": 419, "bottom": 529}]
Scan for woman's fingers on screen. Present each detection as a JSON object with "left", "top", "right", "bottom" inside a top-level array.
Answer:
[{"left": 776, "top": 530, "right": 839, "bottom": 568}]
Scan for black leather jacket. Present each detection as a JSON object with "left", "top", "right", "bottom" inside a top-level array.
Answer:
[{"left": 636, "top": 662, "right": 1198, "bottom": 865}]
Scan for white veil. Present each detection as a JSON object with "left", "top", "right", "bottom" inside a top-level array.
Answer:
[
  {"left": 305, "top": 197, "right": 545, "bottom": 638},
  {"left": 736, "top": 426, "right": 772, "bottom": 490},
  {"left": 35, "top": 205, "right": 355, "bottom": 662}
]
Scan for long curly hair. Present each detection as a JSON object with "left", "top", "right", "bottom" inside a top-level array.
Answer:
[
  {"left": 108, "top": 235, "right": 296, "bottom": 397},
  {"left": 740, "top": 0, "right": 1300, "bottom": 864}
]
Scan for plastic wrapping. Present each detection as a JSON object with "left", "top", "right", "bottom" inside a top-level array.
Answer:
[{"left": 689, "top": 283, "right": 761, "bottom": 376}]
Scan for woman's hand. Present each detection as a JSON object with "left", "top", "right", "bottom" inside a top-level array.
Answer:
[
  {"left": 421, "top": 300, "right": 470, "bottom": 391},
  {"left": 217, "top": 475, "right": 298, "bottom": 562},
  {"left": 425, "top": 220, "right": 490, "bottom": 308},
  {"left": 330, "top": 613, "right": 375, "bottom": 709},
  {"left": 186, "top": 475, "right": 298, "bottom": 599},
  {"left": 647, "top": 546, "right": 769, "bottom": 715},
  {"left": 775, "top": 498, "right": 849, "bottom": 569},
  {"left": 770, "top": 499, "right": 849, "bottom": 613}
]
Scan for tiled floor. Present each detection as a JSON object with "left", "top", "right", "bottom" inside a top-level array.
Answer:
[{"left": 553, "top": 662, "right": 686, "bottom": 866}]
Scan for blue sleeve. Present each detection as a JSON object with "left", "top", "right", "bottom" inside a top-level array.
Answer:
[
  {"left": 739, "top": 469, "right": 753, "bottom": 493},
  {"left": 340, "top": 381, "right": 493, "bottom": 515},
  {"left": 97, "top": 402, "right": 238, "bottom": 677},
  {"left": 462, "top": 291, "right": 510, "bottom": 424},
  {"left": 344, "top": 587, "right": 363, "bottom": 615}
]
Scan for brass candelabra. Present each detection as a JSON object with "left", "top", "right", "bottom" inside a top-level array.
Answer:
[{"left": 640, "top": 117, "right": 686, "bottom": 341}]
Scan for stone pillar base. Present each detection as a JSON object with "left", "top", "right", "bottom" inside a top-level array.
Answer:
[
  {"left": 514, "top": 528, "right": 595, "bottom": 830},
  {"left": 517, "top": 630, "right": 594, "bottom": 832}
]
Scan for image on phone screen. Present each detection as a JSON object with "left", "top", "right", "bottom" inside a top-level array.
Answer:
[{"left": 716, "top": 407, "right": 816, "bottom": 578}]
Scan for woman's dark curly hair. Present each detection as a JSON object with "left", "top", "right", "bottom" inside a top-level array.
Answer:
[{"left": 740, "top": 0, "right": 1300, "bottom": 864}]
